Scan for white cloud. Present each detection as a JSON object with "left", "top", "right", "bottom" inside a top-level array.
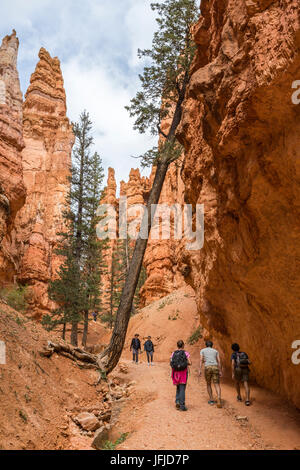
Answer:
[
  {"left": 125, "top": 1, "right": 157, "bottom": 68},
  {"left": 62, "top": 57, "right": 156, "bottom": 186},
  {"left": 0, "top": 0, "right": 160, "bottom": 185}
]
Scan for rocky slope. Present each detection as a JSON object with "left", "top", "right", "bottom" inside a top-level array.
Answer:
[
  {"left": 176, "top": 0, "right": 300, "bottom": 407},
  {"left": 15, "top": 48, "right": 74, "bottom": 319},
  {"left": 0, "top": 299, "right": 133, "bottom": 450},
  {"left": 0, "top": 30, "right": 26, "bottom": 283}
]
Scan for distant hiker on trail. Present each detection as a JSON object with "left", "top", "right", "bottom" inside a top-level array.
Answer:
[
  {"left": 199, "top": 340, "right": 222, "bottom": 408},
  {"left": 92, "top": 311, "right": 98, "bottom": 322},
  {"left": 231, "top": 343, "right": 251, "bottom": 406},
  {"left": 170, "top": 340, "right": 191, "bottom": 412},
  {"left": 130, "top": 334, "right": 141, "bottom": 364},
  {"left": 144, "top": 336, "right": 154, "bottom": 366}
]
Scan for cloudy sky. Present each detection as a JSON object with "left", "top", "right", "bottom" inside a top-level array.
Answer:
[{"left": 0, "top": 0, "right": 163, "bottom": 186}]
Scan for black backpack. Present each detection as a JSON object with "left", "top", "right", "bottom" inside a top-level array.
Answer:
[
  {"left": 236, "top": 351, "right": 249, "bottom": 368},
  {"left": 170, "top": 350, "right": 188, "bottom": 371}
]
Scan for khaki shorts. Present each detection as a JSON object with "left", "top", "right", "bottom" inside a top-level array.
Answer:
[
  {"left": 234, "top": 367, "right": 249, "bottom": 383},
  {"left": 205, "top": 365, "right": 220, "bottom": 384}
]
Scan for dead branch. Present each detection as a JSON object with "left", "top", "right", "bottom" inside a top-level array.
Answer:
[
  {"left": 40, "top": 341, "right": 97, "bottom": 362},
  {"left": 39, "top": 341, "right": 108, "bottom": 376}
]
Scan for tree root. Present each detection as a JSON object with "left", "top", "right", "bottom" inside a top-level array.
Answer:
[
  {"left": 40, "top": 341, "right": 96, "bottom": 363},
  {"left": 39, "top": 341, "right": 110, "bottom": 378}
]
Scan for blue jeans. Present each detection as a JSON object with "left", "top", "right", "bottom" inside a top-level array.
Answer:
[
  {"left": 175, "top": 384, "right": 186, "bottom": 409},
  {"left": 146, "top": 351, "right": 153, "bottom": 363},
  {"left": 132, "top": 349, "right": 139, "bottom": 362}
]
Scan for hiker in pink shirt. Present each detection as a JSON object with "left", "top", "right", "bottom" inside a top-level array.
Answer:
[{"left": 170, "top": 340, "right": 192, "bottom": 411}]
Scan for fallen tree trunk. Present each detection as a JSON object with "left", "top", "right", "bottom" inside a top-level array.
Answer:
[{"left": 39, "top": 341, "right": 100, "bottom": 370}]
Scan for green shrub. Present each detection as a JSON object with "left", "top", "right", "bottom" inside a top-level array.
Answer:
[
  {"left": 25, "top": 393, "right": 31, "bottom": 403},
  {"left": 187, "top": 326, "right": 203, "bottom": 345},
  {"left": 0, "top": 285, "right": 29, "bottom": 312},
  {"left": 102, "top": 432, "right": 129, "bottom": 450},
  {"left": 19, "top": 410, "right": 28, "bottom": 423},
  {"left": 168, "top": 309, "right": 180, "bottom": 321},
  {"left": 158, "top": 297, "right": 172, "bottom": 310},
  {"left": 15, "top": 316, "right": 24, "bottom": 326}
]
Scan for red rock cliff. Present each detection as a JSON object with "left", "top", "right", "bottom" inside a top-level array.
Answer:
[
  {"left": 139, "top": 160, "right": 186, "bottom": 306},
  {"left": 15, "top": 48, "right": 74, "bottom": 318},
  {"left": 0, "top": 30, "right": 26, "bottom": 283},
  {"left": 99, "top": 167, "right": 118, "bottom": 308},
  {"left": 99, "top": 164, "right": 186, "bottom": 309},
  {"left": 176, "top": 0, "right": 300, "bottom": 407},
  {"left": 99, "top": 167, "right": 150, "bottom": 310}
]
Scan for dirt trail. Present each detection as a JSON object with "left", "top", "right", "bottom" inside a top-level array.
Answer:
[
  {"left": 2, "top": 287, "right": 299, "bottom": 450},
  {"left": 102, "top": 288, "right": 300, "bottom": 451},
  {"left": 110, "top": 359, "right": 300, "bottom": 450}
]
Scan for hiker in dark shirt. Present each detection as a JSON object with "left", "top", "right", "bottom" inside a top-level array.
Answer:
[
  {"left": 130, "top": 334, "right": 141, "bottom": 363},
  {"left": 144, "top": 336, "right": 154, "bottom": 366},
  {"left": 231, "top": 343, "right": 251, "bottom": 406},
  {"left": 170, "top": 340, "right": 191, "bottom": 411},
  {"left": 92, "top": 311, "right": 98, "bottom": 322}
]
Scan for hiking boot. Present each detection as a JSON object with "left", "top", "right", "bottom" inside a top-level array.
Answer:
[
  {"left": 217, "top": 399, "right": 222, "bottom": 408},
  {"left": 208, "top": 400, "right": 215, "bottom": 405},
  {"left": 245, "top": 400, "right": 251, "bottom": 406},
  {"left": 237, "top": 395, "right": 242, "bottom": 402},
  {"left": 179, "top": 406, "right": 187, "bottom": 411},
  {"left": 175, "top": 403, "right": 180, "bottom": 409}
]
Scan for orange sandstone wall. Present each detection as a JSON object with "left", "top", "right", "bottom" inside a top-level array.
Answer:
[
  {"left": 176, "top": 0, "right": 300, "bottom": 407},
  {"left": 100, "top": 165, "right": 186, "bottom": 309},
  {"left": 99, "top": 167, "right": 151, "bottom": 309},
  {"left": 139, "top": 160, "right": 186, "bottom": 306},
  {"left": 99, "top": 167, "right": 118, "bottom": 309},
  {"left": 15, "top": 48, "right": 74, "bottom": 318},
  {"left": 0, "top": 31, "right": 26, "bottom": 283}
]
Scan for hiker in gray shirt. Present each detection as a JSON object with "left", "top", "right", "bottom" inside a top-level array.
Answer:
[{"left": 199, "top": 340, "right": 222, "bottom": 408}]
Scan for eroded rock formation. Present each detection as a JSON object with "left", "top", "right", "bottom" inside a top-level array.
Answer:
[
  {"left": 99, "top": 167, "right": 150, "bottom": 310},
  {"left": 99, "top": 167, "right": 118, "bottom": 309},
  {"left": 15, "top": 48, "right": 74, "bottom": 318},
  {"left": 139, "top": 160, "right": 186, "bottom": 306},
  {"left": 99, "top": 164, "right": 186, "bottom": 308},
  {"left": 0, "top": 30, "right": 26, "bottom": 283},
  {"left": 176, "top": 0, "right": 300, "bottom": 407}
]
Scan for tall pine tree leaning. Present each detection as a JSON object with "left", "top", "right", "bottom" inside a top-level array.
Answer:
[{"left": 98, "top": 0, "right": 199, "bottom": 373}]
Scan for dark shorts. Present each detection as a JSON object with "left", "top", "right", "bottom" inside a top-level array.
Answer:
[
  {"left": 205, "top": 365, "right": 220, "bottom": 384},
  {"left": 234, "top": 367, "right": 249, "bottom": 382}
]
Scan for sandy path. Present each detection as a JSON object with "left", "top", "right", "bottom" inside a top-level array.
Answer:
[
  {"left": 86, "top": 288, "right": 300, "bottom": 450},
  {"left": 111, "top": 359, "right": 300, "bottom": 451}
]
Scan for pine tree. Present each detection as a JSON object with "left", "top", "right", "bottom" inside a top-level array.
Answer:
[
  {"left": 46, "top": 111, "right": 105, "bottom": 347},
  {"left": 81, "top": 151, "right": 105, "bottom": 347},
  {"left": 100, "top": 0, "right": 199, "bottom": 373},
  {"left": 44, "top": 239, "right": 84, "bottom": 341}
]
